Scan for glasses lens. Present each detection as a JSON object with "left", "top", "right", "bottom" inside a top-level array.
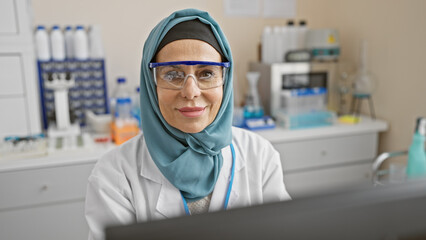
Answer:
[{"left": 154, "top": 64, "right": 225, "bottom": 90}]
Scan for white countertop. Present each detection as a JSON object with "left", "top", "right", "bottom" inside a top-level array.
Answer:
[
  {"left": 0, "top": 116, "right": 388, "bottom": 172},
  {"left": 255, "top": 116, "right": 388, "bottom": 143},
  {"left": 0, "top": 145, "right": 114, "bottom": 173}
]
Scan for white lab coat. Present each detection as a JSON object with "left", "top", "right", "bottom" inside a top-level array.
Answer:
[{"left": 85, "top": 127, "right": 291, "bottom": 240}]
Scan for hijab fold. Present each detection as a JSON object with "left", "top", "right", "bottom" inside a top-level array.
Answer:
[{"left": 140, "top": 9, "right": 234, "bottom": 202}]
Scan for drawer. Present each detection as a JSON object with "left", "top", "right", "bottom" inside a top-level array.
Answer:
[
  {"left": 283, "top": 162, "right": 372, "bottom": 199},
  {"left": 0, "top": 54, "right": 25, "bottom": 96},
  {"left": 274, "top": 133, "right": 378, "bottom": 171},
  {"left": 0, "top": 163, "right": 95, "bottom": 210},
  {"left": 0, "top": 200, "right": 89, "bottom": 240}
]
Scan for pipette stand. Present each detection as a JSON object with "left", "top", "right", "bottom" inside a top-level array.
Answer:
[
  {"left": 351, "top": 94, "right": 376, "bottom": 120},
  {"left": 44, "top": 72, "right": 81, "bottom": 152}
]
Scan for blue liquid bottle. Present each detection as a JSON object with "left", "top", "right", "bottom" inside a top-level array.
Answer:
[{"left": 406, "top": 117, "right": 426, "bottom": 179}]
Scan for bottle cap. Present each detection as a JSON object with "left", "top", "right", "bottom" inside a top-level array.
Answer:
[
  {"left": 415, "top": 117, "right": 426, "bottom": 136},
  {"left": 65, "top": 26, "right": 73, "bottom": 31},
  {"left": 52, "top": 25, "right": 60, "bottom": 30},
  {"left": 117, "top": 77, "right": 126, "bottom": 83},
  {"left": 76, "top": 25, "right": 85, "bottom": 30},
  {"left": 287, "top": 20, "right": 295, "bottom": 26},
  {"left": 299, "top": 20, "right": 307, "bottom": 26},
  {"left": 37, "top": 25, "right": 45, "bottom": 30}
]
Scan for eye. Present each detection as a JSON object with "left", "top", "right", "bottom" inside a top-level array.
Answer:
[
  {"left": 199, "top": 70, "right": 214, "bottom": 80},
  {"left": 163, "top": 71, "right": 184, "bottom": 81}
]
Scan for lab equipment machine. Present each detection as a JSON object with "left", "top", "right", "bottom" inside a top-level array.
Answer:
[{"left": 249, "top": 62, "right": 338, "bottom": 129}]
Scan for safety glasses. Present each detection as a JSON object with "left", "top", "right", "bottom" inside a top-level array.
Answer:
[{"left": 149, "top": 61, "right": 230, "bottom": 90}]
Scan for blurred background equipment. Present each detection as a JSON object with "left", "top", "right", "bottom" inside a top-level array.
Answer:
[
  {"left": 351, "top": 40, "right": 377, "bottom": 119},
  {"left": 249, "top": 62, "right": 337, "bottom": 129}
]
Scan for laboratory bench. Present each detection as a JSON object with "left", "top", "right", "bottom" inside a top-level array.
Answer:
[{"left": 0, "top": 116, "right": 387, "bottom": 240}]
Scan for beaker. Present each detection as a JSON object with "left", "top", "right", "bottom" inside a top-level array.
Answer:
[{"left": 243, "top": 72, "right": 264, "bottom": 119}]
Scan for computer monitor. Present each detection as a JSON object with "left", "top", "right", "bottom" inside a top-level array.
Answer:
[{"left": 105, "top": 179, "right": 426, "bottom": 240}]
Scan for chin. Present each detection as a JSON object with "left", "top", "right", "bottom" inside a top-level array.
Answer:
[{"left": 174, "top": 121, "right": 209, "bottom": 133}]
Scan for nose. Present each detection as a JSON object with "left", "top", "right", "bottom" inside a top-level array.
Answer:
[{"left": 180, "top": 75, "right": 201, "bottom": 99}]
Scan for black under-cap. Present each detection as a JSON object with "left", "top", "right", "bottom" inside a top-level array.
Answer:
[{"left": 154, "top": 19, "right": 225, "bottom": 59}]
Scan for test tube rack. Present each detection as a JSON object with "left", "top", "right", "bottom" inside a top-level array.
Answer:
[{"left": 37, "top": 59, "right": 109, "bottom": 129}]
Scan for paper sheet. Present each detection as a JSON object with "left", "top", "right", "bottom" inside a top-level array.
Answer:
[
  {"left": 224, "top": 0, "right": 260, "bottom": 17},
  {"left": 263, "top": 0, "right": 296, "bottom": 18}
]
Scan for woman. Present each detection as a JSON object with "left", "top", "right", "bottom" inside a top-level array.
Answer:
[{"left": 85, "top": 8, "right": 291, "bottom": 240}]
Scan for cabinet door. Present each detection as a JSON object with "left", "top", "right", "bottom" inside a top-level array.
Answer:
[
  {"left": 0, "top": 0, "right": 18, "bottom": 35},
  {"left": 0, "top": 0, "right": 33, "bottom": 45},
  {"left": 0, "top": 54, "right": 25, "bottom": 96},
  {"left": 0, "top": 97, "right": 28, "bottom": 138},
  {"left": 284, "top": 162, "right": 372, "bottom": 199},
  {"left": 0, "top": 201, "right": 89, "bottom": 240}
]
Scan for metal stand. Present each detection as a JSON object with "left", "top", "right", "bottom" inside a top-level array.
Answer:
[{"left": 351, "top": 94, "right": 376, "bottom": 120}]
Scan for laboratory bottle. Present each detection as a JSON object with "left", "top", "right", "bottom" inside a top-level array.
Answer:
[
  {"left": 50, "top": 25, "right": 66, "bottom": 61},
  {"left": 88, "top": 25, "right": 105, "bottom": 59},
  {"left": 64, "top": 26, "right": 74, "bottom": 60},
  {"left": 272, "top": 26, "right": 282, "bottom": 63},
  {"left": 35, "top": 25, "right": 51, "bottom": 61},
  {"left": 280, "top": 25, "right": 290, "bottom": 62},
  {"left": 131, "top": 86, "right": 142, "bottom": 129},
  {"left": 297, "top": 20, "right": 308, "bottom": 50},
  {"left": 261, "top": 26, "right": 272, "bottom": 64},
  {"left": 111, "top": 78, "right": 139, "bottom": 144},
  {"left": 286, "top": 20, "right": 297, "bottom": 52},
  {"left": 110, "top": 77, "right": 125, "bottom": 119},
  {"left": 406, "top": 117, "right": 426, "bottom": 179},
  {"left": 74, "top": 25, "right": 89, "bottom": 60}
]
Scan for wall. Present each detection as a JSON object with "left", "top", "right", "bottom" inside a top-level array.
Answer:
[{"left": 32, "top": 0, "right": 426, "bottom": 154}]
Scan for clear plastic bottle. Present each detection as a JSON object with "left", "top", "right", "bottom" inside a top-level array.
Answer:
[
  {"left": 111, "top": 78, "right": 139, "bottom": 144},
  {"left": 74, "top": 25, "right": 89, "bottom": 60},
  {"left": 64, "top": 26, "right": 74, "bottom": 60},
  {"left": 35, "top": 25, "right": 51, "bottom": 61},
  {"left": 261, "top": 26, "right": 272, "bottom": 64},
  {"left": 88, "top": 25, "right": 104, "bottom": 59},
  {"left": 297, "top": 20, "right": 308, "bottom": 50},
  {"left": 286, "top": 20, "right": 297, "bottom": 52},
  {"left": 50, "top": 25, "right": 65, "bottom": 61},
  {"left": 406, "top": 117, "right": 426, "bottom": 179},
  {"left": 131, "top": 86, "right": 141, "bottom": 129}
]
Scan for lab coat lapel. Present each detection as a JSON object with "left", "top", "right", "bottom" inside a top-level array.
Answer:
[
  {"left": 155, "top": 177, "right": 185, "bottom": 219},
  {"left": 209, "top": 143, "right": 246, "bottom": 211},
  {"left": 139, "top": 140, "right": 184, "bottom": 219}
]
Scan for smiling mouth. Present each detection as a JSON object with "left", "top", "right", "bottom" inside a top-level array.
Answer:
[{"left": 178, "top": 107, "right": 206, "bottom": 118}]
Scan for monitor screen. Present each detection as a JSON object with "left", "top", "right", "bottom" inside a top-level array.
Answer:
[{"left": 105, "top": 179, "right": 426, "bottom": 240}]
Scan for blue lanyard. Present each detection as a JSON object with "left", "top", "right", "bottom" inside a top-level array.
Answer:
[{"left": 181, "top": 143, "right": 236, "bottom": 216}]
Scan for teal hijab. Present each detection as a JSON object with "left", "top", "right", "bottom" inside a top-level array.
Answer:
[{"left": 140, "top": 9, "right": 234, "bottom": 202}]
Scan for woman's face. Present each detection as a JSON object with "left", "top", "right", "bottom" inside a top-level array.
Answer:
[{"left": 155, "top": 39, "right": 223, "bottom": 133}]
